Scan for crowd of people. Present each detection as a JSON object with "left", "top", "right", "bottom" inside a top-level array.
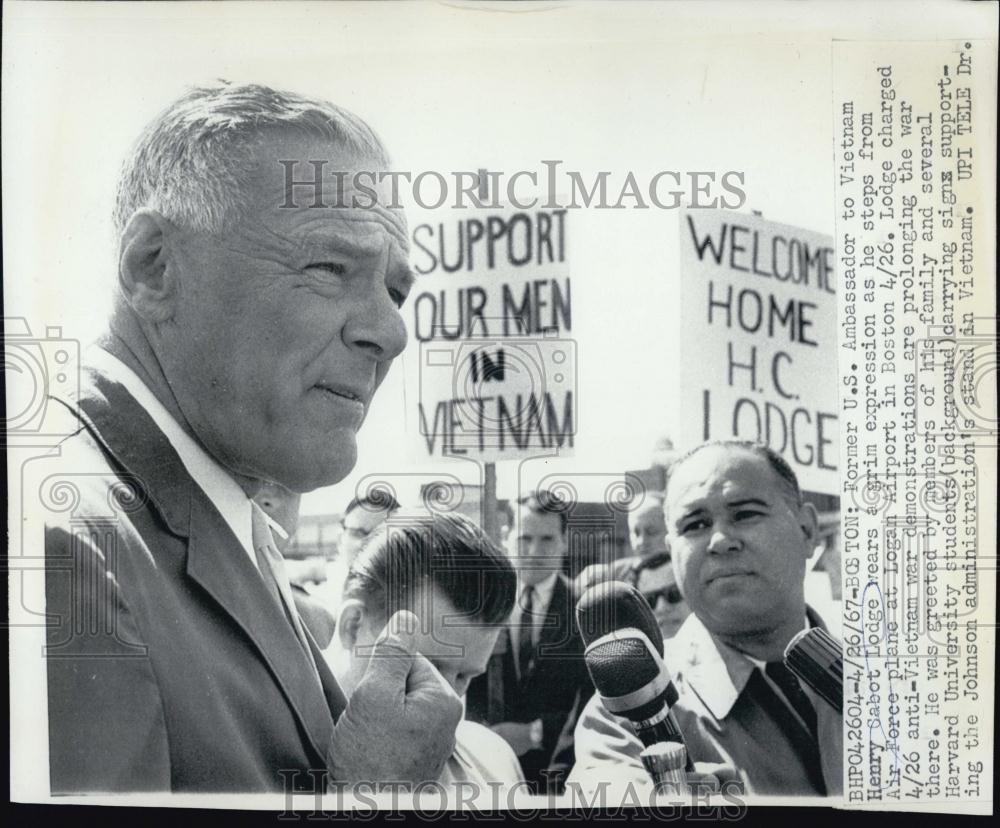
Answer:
[{"left": 42, "top": 81, "right": 842, "bottom": 803}]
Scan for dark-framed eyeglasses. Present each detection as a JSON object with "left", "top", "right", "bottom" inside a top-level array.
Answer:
[
  {"left": 640, "top": 583, "right": 684, "bottom": 607},
  {"left": 625, "top": 552, "right": 683, "bottom": 607}
]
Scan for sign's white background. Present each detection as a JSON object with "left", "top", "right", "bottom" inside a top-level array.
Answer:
[{"left": 2, "top": 0, "right": 989, "bottom": 510}]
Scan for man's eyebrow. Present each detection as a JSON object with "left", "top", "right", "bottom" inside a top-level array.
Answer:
[
  {"left": 726, "top": 498, "right": 770, "bottom": 509},
  {"left": 675, "top": 505, "right": 707, "bottom": 522},
  {"left": 302, "top": 230, "right": 386, "bottom": 258}
]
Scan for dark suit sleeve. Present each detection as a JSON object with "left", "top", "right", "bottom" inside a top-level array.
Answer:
[{"left": 46, "top": 525, "right": 171, "bottom": 793}]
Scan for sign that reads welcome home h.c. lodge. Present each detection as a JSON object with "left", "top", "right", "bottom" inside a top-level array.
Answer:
[{"left": 679, "top": 209, "right": 838, "bottom": 494}]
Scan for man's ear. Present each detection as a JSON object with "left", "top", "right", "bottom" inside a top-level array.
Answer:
[
  {"left": 797, "top": 501, "right": 820, "bottom": 559},
  {"left": 118, "top": 210, "right": 180, "bottom": 322},
  {"left": 336, "top": 599, "right": 366, "bottom": 651}
]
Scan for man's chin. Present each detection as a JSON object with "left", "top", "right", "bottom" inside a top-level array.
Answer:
[{"left": 268, "top": 439, "right": 358, "bottom": 493}]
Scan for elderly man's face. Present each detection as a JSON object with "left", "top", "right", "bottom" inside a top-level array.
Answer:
[
  {"left": 628, "top": 501, "right": 668, "bottom": 556},
  {"left": 159, "top": 133, "right": 411, "bottom": 492},
  {"left": 666, "top": 447, "right": 815, "bottom": 638}
]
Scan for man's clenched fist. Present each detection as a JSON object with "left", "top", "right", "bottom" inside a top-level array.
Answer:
[{"left": 327, "top": 610, "right": 463, "bottom": 785}]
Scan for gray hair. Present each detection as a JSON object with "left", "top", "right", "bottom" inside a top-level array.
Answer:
[{"left": 113, "top": 81, "right": 390, "bottom": 235}]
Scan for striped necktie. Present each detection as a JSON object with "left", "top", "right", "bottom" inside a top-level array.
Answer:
[{"left": 250, "top": 502, "right": 320, "bottom": 677}]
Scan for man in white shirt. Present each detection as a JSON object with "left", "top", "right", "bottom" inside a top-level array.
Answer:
[
  {"left": 326, "top": 510, "right": 525, "bottom": 801},
  {"left": 42, "top": 82, "right": 462, "bottom": 793}
]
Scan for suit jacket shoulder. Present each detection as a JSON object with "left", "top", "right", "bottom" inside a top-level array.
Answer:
[{"left": 42, "top": 370, "right": 344, "bottom": 792}]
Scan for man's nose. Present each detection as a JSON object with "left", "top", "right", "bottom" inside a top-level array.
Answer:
[
  {"left": 344, "top": 285, "right": 408, "bottom": 363},
  {"left": 707, "top": 525, "right": 741, "bottom": 554}
]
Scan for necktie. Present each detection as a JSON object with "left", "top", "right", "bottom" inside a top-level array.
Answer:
[
  {"left": 516, "top": 585, "right": 535, "bottom": 681},
  {"left": 251, "top": 503, "right": 320, "bottom": 677},
  {"left": 765, "top": 661, "right": 819, "bottom": 740},
  {"left": 746, "top": 666, "right": 826, "bottom": 795}
]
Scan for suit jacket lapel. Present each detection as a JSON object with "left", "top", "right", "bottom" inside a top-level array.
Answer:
[
  {"left": 538, "top": 575, "right": 569, "bottom": 652},
  {"left": 521, "top": 575, "right": 568, "bottom": 690},
  {"left": 304, "top": 624, "right": 347, "bottom": 721},
  {"left": 186, "top": 504, "right": 336, "bottom": 763},
  {"left": 70, "top": 369, "right": 339, "bottom": 765}
]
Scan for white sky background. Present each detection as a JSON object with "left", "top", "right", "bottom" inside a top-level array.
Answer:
[{"left": 3, "top": 0, "right": 992, "bottom": 514}]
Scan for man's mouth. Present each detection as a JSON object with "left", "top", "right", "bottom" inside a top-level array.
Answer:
[
  {"left": 314, "top": 383, "right": 368, "bottom": 421},
  {"left": 316, "top": 383, "right": 366, "bottom": 404},
  {"left": 705, "top": 570, "right": 753, "bottom": 585}
]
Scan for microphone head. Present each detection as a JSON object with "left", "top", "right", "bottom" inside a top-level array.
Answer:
[
  {"left": 784, "top": 626, "right": 843, "bottom": 713},
  {"left": 575, "top": 580, "right": 664, "bottom": 657},
  {"left": 577, "top": 581, "right": 676, "bottom": 722}
]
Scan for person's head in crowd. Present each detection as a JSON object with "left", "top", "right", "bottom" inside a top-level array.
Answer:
[
  {"left": 331, "top": 510, "right": 517, "bottom": 697},
  {"left": 338, "top": 491, "right": 402, "bottom": 562},
  {"left": 665, "top": 440, "right": 818, "bottom": 655},
  {"left": 509, "top": 490, "right": 569, "bottom": 586},
  {"left": 111, "top": 82, "right": 412, "bottom": 496},
  {"left": 628, "top": 492, "right": 668, "bottom": 558},
  {"left": 630, "top": 554, "right": 691, "bottom": 640},
  {"left": 626, "top": 491, "right": 690, "bottom": 637}
]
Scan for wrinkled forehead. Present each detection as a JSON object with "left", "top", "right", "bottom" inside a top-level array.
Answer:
[
  {"left": 243, "top": 131, "right": 409, "bottom": 250},
  {"left": 666, "top": 448, "right": 780, "bottom": 518}
]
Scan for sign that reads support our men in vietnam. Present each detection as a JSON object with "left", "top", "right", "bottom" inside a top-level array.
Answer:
[
  {"left": 408, "top": 208, "right": 575, "bottom": 460},
  {"left": 678, "top": 209, "right": 838, "bottom": 494}
]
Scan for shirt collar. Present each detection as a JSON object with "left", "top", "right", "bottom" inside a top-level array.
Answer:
[
  {"left": 519, "top": 571, "right": 558, "bottom": 614},
  {"left": 667, "top": 611, "right": 822, "bottom": 720},
  {"left": 88, "top": 347, "right": 257, "bottom": 568}
]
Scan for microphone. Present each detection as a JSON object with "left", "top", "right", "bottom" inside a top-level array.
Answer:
[
  {"left": 783, "top": 627, "right": 843, "bottom": 713},
  {"left": 576, "top": 580, "right": 694, "bottom": 773}
]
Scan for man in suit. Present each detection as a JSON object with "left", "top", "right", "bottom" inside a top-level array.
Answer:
[
  {"left": 569, "top": 441, "right": 843, "bottom": 797},
  {"left": 42, "top": 82, "right": 462, "bottom": 793},
  {"left": 466, "top": 490, "right": 591, "bottom": 794}
]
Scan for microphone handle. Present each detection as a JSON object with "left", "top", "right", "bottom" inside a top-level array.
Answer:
[{"left": 635, "top": 708, "right": 696, "bottom": 771}]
